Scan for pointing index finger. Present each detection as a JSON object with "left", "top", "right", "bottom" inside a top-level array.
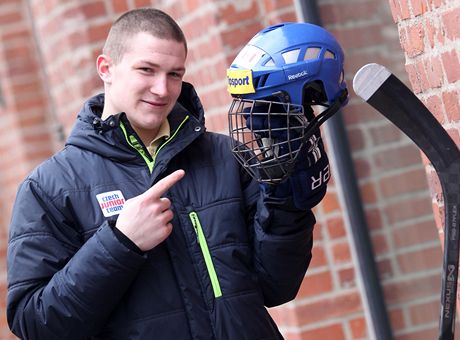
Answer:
[{"left": 146, "top": 170, "right": 185, "bottom": 198}]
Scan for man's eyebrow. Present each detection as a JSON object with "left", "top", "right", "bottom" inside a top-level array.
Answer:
[{"left": 137, "top": 60, "right": 185, "bottom": 72}]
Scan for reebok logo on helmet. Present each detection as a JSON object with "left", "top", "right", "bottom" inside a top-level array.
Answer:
[{"left": 287, "top": 70, "right": 308, "bottom": 81}]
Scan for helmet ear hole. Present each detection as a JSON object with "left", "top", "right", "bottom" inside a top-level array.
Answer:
[{"left": 303, "top": 81, "right": 327, "bottom": 106}]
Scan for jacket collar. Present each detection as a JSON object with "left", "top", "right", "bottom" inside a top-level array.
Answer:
[{"left": 65, "top": 82, "right": 206, "bottom": 163}]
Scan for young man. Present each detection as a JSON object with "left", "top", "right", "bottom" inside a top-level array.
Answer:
[{"left": 7, "top": 8, "right": 346, "bottom": 340}]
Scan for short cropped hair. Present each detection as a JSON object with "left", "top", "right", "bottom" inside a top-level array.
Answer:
[{"left": 103, "top": 8, "right": 187, "bottom": 64}]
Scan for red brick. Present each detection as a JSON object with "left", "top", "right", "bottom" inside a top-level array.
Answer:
[
  {"left": 379, "top": 167, "right": 429, "bottom": 199},
  {"left": 410, "top": 0, "right": 429, "bottom": 16},
  {"left": 10, "top": 79, "right": 43, "bottom": 94},
  {"left": 426, "top": 168, "right": 443, "bottom": 202},
  {"left": 112, "top": 0, "right": 130, "bottom": 14},
  {"left": 383, "top": 273, "right": 440, "bottom": 304},
  {"left": 321, "top": 191, "right": 341, "bottom": 214},
  {"left": 441, "top": 49, "right": 460, "bottom": 83},
  {"left": 221, "top": 22, "right": 263, "bottom": 49},
  {"left": 320, "top": 2, "right": 380, "bottom": 25},
  {"left": 349, "top": 317, "right": 367, "bottom": 338},
  {"left": 87, "top": 21, "right": 112, "bottom": 43},
  {"left": 370, "top": 123, "right": 402, "bottom": 146},
  {"left": 12, "top": 96, "right": 47, "bottom": 112},
  {"left": 397, "top": 245, "right": 442, "bottom": 273},
  {"left": 332, "top": 241, "right": 351, "bottom": 263},
  {"left": 388, "top": 0, "right": 403, "bottom": 22},
  {"left": 425, "top": 18, "right": 442, "bottom": 48},
  {"left": 80, "top": 1, "right": 107, "bottom": 18},
  {"left": 409, "top": 299, "right": 439, "bottom": 326},
  {"left": 330, "top": 24, "right": 384, "bottom": 50},
  {"left": 442, "top": 7, "right": 460, "bottom": 40},
  {"left": 366, "top": 208, "right": 384, "bottom": 230},
  {"left": 389, "top": 0, "right": 412, "bottom": 21},
  {"left": 374, "top": 144, "right": 423, "bottom": 171},
  {"left": 134, "top": 0, "right": 151, "bottom": 7},
  {"left": 0, "top": 9, "right": 22, "bottom": 25},
  {"left": 352, "top": 157, "right": 372, "bottom": 179},
  {"left": 206, "top": 114, "right": 228, "bottom": 134},
  {"left": 298, "top": 324, "right": 346, "bottom": 340},
  {"left": 297, "top": 271, "right": 333, "bottom": 298},
  {"left": 443, "top": 90, "right": 460, "bottom": 123},
  {"left": 312, "top": 221, "right": 323, "bottom": 241},
  {"left": 218, "top": 2, "right": 258, "bottom": 25},
  {"left": 393, "top": 219, "right": 439, "bottom": 248},
  {"left": 23, "top": 131, "right": 53, "bottom": 145},
  {"left": 296, "top": 292, "right": 362, "bottom": 325},
  {"left": 405, "top": 63, "right": 422, "bottom": 93},
  {"left": 388, "top": 307, "right": 406, "bottom": 331},
  {"left": 384, "top": 195, "right": 433, "bottom": 225},
  {"left": 371, "top": 233, "right": 389, "bottom": 255},
  {"left": 347, "top": 127, "right": 365, "bottom": 151},
  {"left": 377, "top": 258, "right": 394, "bottom": 279},
  {"left": 424, "top": 55, "right": 443, "bottom": 89},
  {"left": 427, "top": 0, "right": 443, "bottom": 8},
  {"left": 360, "top": 182, "right": 377, "bottom": 204},
  {"left": 262, "top": 0, "right": 294, "bottom": 12},
  {"left": 310, "top": 245, "right": 328, "bottom": 268},
  {"left": 326, "top": 217, "right": 346, "bottom": 239},
  {"left": 446, "top": 128, "right": 460, "bottom": 147},
  {"left": 268, "top": 306, "right": 298, "bottom": 329},
  {"left": 433, "top": 202, "right": 445, "bottom": 242},
  {"left": 404, "top": 23, "right": 425, "bottom": 57},
  {"left": 395, "top": 328, "right": 438, "bottom": 340},
  {"left": 423, "top": 94, "right": 445, "bottom": 123},
  {"left": 338, "top": 267, "right": 355, "bottom": 289}
]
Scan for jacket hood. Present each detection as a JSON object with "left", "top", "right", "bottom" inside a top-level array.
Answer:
[{"left": 66, "top": 81, "right": 206, "bottom": 161}]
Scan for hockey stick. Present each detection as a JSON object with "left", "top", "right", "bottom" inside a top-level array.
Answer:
[{"left": 353, "top": 63, "right": 460, "bottom": 340}]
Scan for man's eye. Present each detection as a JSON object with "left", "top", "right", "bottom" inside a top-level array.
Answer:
[{"left": 139, "top": 67, "right": 153, "bottom": 73}]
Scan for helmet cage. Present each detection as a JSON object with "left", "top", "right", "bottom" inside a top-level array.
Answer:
[
  {"left": 228, "top": 97, "right": 307, "bottom": 183},
  {"left": 228, "top": 88, "right": 348, "bottom": 183}
]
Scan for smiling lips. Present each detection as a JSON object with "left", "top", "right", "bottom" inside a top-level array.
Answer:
[{"left": 142, "top": 99, "right": 167, "bottom": 107}]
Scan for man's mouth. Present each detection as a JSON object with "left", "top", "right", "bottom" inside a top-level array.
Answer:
[{"left": 142, "top": 99, "right": 167, "bottom": 107}]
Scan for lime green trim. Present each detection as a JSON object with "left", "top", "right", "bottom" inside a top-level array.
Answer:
[
  {"left": 189, "top": 211, "right": 222, "bottom": 298},
  {"left": 152, "top": 115, "right": 190, "bottom": 161},
  {"left": 120, "top": 122, "right": 154, "bottom": 173},
  {"left": 119, "top": 115, "right": 190, "bottom": 174}
]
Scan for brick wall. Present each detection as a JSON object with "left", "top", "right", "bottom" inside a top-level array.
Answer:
[
  {"left": 0, "top": 1, "right": 54, "bottom": 337},
  {"left": 389, "top": 0, "right": 460, "bottom": 237},
  {"left": 0, "top": 0, "right": 453, "bottom": 339}
]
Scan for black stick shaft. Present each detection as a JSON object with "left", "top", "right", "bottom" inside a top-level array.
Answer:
[{"left": 354, "top": 63, "right": 460, "bottom": 340}]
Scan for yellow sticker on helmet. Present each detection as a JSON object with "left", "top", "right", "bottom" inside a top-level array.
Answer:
[{"left": 226, "top": 69, "right": 255, "bottom": 94}]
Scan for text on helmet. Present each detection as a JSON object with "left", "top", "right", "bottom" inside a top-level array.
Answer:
[{"left": 226, "top": 69, "right": 256, "bottom": 95}]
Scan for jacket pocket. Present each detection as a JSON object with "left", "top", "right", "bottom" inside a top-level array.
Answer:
[{"left": 188, "top": 211, "right": 222, "bottom": 298}]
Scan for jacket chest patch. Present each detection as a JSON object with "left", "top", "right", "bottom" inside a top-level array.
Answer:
[{"left": 96, "top": 190, "right": 126, "bottom": 217}]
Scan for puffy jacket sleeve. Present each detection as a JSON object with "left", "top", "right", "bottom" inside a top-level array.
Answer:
[
  {"left": 7, "top": 179, "right": 146, "bottom": 340},
  {"left": 244, "top": 175, "right": 316, "bottom": 308}
]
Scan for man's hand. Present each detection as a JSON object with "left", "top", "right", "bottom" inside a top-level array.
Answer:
[{"left": 115, "top": 170, "right": 185, "bottom": 251}]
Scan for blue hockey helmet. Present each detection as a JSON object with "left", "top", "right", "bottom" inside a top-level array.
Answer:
[
  {"left": 227, "top": 22, "right": 348, "bottom": 183},
  {"left": 227, "top": 22, "right": 347, "bottom": 107}
]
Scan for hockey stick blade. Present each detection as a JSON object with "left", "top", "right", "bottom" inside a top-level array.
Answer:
[{"left": 353, "top": 63, "right": 460, "bottom": 340}]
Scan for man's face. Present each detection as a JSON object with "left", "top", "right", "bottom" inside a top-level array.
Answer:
[{"left": 101, "top": 32, "right": 186, "bottom": 143}]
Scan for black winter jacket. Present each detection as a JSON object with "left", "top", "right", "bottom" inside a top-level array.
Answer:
[{"left": 7, "top": 83, "right": 316, "bottom": 340}]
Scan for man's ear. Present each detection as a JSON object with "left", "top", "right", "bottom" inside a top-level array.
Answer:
[{"left": 96, "top": 54, "right": 113, "bottom": 83}]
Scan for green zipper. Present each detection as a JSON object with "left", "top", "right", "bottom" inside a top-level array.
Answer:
[
  {"left": 189, "top": 211, "right": 222, "bottom": 298},
  {"left": 119, "top": 115, "right": 190, "bottom": 174}
]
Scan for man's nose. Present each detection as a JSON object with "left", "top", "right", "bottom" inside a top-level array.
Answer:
[{"left": 150, "top": 75, "right": 168, "bottom": 97}]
